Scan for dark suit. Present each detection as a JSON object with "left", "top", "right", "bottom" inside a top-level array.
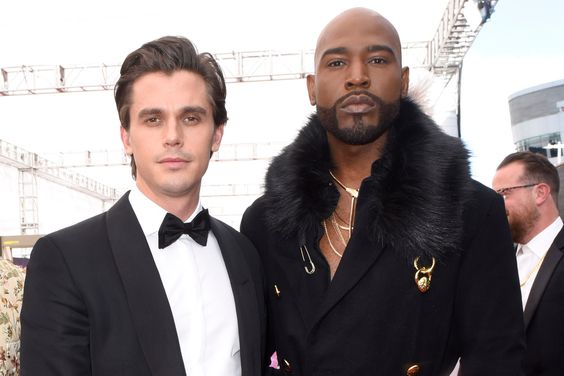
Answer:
[
  {"left": 21, "top": 193, "right": 266, "bottom": 376},
  {"left": 522, "top": 226, "right": 564, "bottom": 375}
]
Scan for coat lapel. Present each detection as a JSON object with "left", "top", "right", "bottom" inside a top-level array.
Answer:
[
  {"left": 312, "top": 229, "right": 385, "bottom": 325},
  {"left": 106, "top": 193, "right": 185, "bottom": 375},
  {"left": 210, "top": 217, "right": 261, "bottom": 376},
  {"left": 523, "top": 228, "right": 564, "bottom": 329}
]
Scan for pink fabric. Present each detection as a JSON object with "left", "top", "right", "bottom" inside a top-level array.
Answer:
[{"left": 270, "top": 352, "right": 279, "bottom": 369}]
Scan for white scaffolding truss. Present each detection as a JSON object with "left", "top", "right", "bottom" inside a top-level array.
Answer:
[
  {"left": 0, "top": 44, "right": 429, "bottom": 96},
  {"left": 0, "top": 0, "right": 499, "bottom": 233}
]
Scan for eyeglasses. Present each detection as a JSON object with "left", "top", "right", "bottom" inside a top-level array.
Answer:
[{"left": 495, "top": 183, "right": 539, "bottom": 197}]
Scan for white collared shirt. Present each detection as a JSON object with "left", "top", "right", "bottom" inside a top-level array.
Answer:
[
  {"left": 129, "top": 186, "right": 241, "bottom": 376},
  {"left": 516, "top": 216, "right": 563, "bottom": 309}
]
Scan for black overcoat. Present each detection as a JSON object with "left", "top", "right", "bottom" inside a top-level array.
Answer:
[{"left": 241, "top": 99, "right": 525, "bottom": 375}]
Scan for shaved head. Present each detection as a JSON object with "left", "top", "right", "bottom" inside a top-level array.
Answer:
[{"left": 314, "top": 8, "right": 403, "bottom": 70}]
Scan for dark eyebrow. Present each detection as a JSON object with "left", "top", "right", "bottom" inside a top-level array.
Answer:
[
  {"left": 137, "top": 106, "right": 207, "bottom": 118},
  {"left": 367, "top": 44, "right": 397, "bottom": 59},
  {"left": 137, "top": 108, "right": 162, "bottom": 118},
  {"left": 319, "top": 47, "right": 348, "bottom": 61},
  {"left": 319, "top": 45, "right": 397, "bottom": 61},
  {"left": 180, "top": 106, "right": 207, "bottom": 115}
]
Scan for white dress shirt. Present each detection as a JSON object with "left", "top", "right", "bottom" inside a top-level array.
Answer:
[
  {"left": 516, "top": 216, "right": 563, "bottom": 309},
  {"left": 129, "top": 186, "right": 241, "bottom": 376}
]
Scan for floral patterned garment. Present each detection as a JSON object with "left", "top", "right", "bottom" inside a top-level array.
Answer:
[{"left": 0, "top": 260, "right": 25, "bottom": 376}]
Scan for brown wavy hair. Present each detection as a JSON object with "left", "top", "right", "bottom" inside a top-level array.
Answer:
[{"left": 114, "top": 36, "right": 227, "bottom": 178}]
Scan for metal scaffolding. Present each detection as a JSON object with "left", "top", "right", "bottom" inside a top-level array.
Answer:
[
  {"left": 425, "top": 0, "right": 497, "bottom": 84},
  {"left": 0, "top": 44, "right": 426, "bottom": 96},
  {"left": 0, "top": 0, "right": 500, "bottom": 232},
  {"left": 0, "top": 139, "right": 121, "bottom": 234},
  {"left": 0, "top": 1, "right": 498, "bottom": 97}
]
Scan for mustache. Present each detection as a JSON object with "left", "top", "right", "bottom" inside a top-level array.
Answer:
[{"left": 334, "top": 90, "right": 386, "bottom": 108}]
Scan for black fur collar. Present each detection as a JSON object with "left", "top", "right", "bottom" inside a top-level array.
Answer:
[{"left": 263, "top": 98, "right": 472, "bottom": 260}]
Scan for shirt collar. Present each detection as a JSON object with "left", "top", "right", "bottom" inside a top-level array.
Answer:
[
  {"left": 128, "top": 185, "right": 203, "bottom": 236},
  {"left": 522, "top": 217, "right": 563, "bottom": 258}
]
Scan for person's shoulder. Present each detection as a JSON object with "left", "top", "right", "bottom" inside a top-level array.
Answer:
[
  {"left": 210, "top": 215, "right": 252, "bottom": 244},
  {"left": 247, "top": 195, "right": 268, "bottom": 211},
  {"left": 210, "top": 216, "right": 237, "bottom": 235},
  {"left": 210, "top": 216, "right": 261, "bottom": 261},
  {"left": 0, "top": 259, "right": 25, "bottom": 281},
  {"left": 46, "top": 211, "right": 108, "bottom": 242},
  {"left": 241, "top": 196, "right": 268, "bottom": 223},
  {"left": 462, "top": 178, "right": 506, "bottom": 229},
  {"left": 0, "top": 259, "right": 25, "bottom": 297},
  {"left": 54, "top": 192, "right": 134, "bottom": 238},
  {"left": 0, "top": 259, "right": 24, "bottom": 374},
  {"left": 466, "top": 179, "right": 501, "bottom": 205},
  {"left": 30, "top": 210, "right": 110, "bottom": 261}
]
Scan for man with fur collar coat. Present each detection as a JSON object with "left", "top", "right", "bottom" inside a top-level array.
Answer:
[{"left": 241, "top": 7, "right": 525, "bottom": 376}]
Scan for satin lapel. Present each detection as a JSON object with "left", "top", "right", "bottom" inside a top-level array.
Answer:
[
  {"left": 311, "top": 229, "right": 384, "bottom": 326},
  {"left": 523, "top": 228, "right": 564, "bottom": 329},
  {"left": 210, "top": 217, "right": 260, "bottom": 376},
  {"left": 106, "top": 193, "right": 185, "bottom": 375}
]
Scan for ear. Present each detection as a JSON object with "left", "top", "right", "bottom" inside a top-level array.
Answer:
[
  {"left": 120, "top": 126, "right": 133, "bottom": 155},
  {"left": 306, "top": 74, "right": 316, "bottom": 106},
  {"left": 400, "top": 66, "right": 410, "bottom": 98},
  {"left": 534, "top": 183, "right": 552, "bottom": 205},
  {"left": 211, "top": 124, "right": 225, "bottom": 153}
]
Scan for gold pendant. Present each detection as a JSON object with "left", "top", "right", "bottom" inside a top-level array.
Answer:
[
  {"left": 413, "top": 256, "right": 436, "bottom": 293},
  {"left": 415, "top": 271, "right": 431, "bottom": 293}
]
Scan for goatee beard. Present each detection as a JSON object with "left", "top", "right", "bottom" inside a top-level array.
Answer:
[{"left": 317, "top": 91, "right": 400, "bottom": 145}]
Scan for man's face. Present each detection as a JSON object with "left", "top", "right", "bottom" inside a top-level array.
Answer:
[
  {"left": 307, "top": 9, "right": 409, "bottom": 145},
  {"left": 492, "top": 162, "right": 539, "bottom": 244},
  {"left": 121, "top": 70, "right": 223, "bottom": 204}
]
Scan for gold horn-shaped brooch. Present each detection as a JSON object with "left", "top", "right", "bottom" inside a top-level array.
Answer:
[{"left": 413, "top": 256, "right": 436, "bottom": 293}]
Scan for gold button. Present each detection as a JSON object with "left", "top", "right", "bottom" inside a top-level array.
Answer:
[
  {"left": 274, "top": 284, "right": 281, "bottom": 298},
  {"left": 282, "top": 358, "right": 292, "bottom": 373},
  {"left": 407, "top": 364, "right": 420, "bottom": 375}
]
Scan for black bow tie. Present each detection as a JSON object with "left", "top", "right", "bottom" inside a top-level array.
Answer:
[{"left": 158, "top": 209, "right": 210, "bottom": 249}]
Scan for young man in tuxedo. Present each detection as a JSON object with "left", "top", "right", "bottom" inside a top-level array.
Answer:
[
  {"left": 21, "top": 36, "right": 266, "bottom": 376},
  {"left": 493, "top": 151, "right": 564, "bottom": 376}
]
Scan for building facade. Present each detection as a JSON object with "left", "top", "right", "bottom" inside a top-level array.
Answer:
[{"left": 509, "top": 79, "right": 564, "bottom": 162}]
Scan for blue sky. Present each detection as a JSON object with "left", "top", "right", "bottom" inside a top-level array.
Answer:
[
  {"left": 461, "top": 0, "right": 564, "bottom": 184},
  {"left": 472, "top": 0, "right": 563, "bottom": 57}
]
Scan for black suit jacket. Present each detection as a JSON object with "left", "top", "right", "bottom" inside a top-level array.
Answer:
[
  {"left": 21, "top": 193, "right": 266, "bottom": 376},
  {"left": 522, "top": 226, "right": 564, "bottom": 375}
]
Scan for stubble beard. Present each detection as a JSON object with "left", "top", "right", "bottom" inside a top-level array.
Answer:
[{"left": 316, "top": 92, "right": 400, "bottom": 145}]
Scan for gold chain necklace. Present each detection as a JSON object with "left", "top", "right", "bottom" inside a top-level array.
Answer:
[
  {"left": 329, "top": 170, "right": 359, "bottom": 198},
  {"left": 332, "top": 211, "right": 352, "bottom": 230},
  {"left": 519, "top": 252, "right": 546, "bottom": 287},
  {"left": 322, "top": 219, "right": 343, "bottom": 258},
  {"left": 330, "top": 213, "right": 349, "bottom": 245},
  {"left": 329, "top": 170, "right": 359, "bottom": 238}
]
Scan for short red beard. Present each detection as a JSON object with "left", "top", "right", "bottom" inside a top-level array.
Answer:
[{"left": 509, "top": 203, "right": 540, "bottom": 244}]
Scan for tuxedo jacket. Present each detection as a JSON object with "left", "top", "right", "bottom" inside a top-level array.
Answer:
[
  {"left": 522, "top": 226, "right": 564, "bottom": 375},
  {"left": 20, "top": 193, "right": 267, "bottom": 376}
]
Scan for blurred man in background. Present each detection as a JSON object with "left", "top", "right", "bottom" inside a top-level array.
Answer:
[{"left": 493, "top": 151, "right": 564, "bottom": 375}]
